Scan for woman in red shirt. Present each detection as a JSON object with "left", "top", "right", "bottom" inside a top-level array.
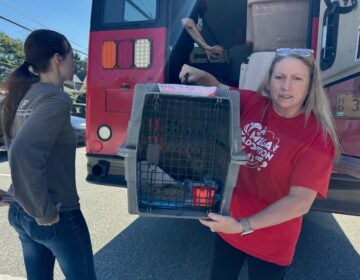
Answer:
[{"left": 179, "top": 49, "right": 339, "bottom": 280}]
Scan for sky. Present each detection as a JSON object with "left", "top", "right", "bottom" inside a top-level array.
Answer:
[{"left": 0, "top": 0, "right": 92, "bottom": 57}]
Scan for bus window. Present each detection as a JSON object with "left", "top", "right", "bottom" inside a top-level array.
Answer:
[
  {"left": 103, "top": 0, "right": 158, "bottom": 24},
  {"left": 124, "top": 0, "right": 157, "bottom": 22}
]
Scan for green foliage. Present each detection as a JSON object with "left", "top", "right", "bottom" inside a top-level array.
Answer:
[
  {"left": 0, "top": 32, "right": 25, "bottom": 81},
  {"left": 73, "top": 52, "right": 88, "bottom": 81}
]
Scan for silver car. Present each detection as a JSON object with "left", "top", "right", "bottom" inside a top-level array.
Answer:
[{"left": 70, "top": 115, "right": 86, "bottom": 145}]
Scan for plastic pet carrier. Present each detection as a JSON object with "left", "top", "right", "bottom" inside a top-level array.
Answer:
[{"left": 119, "top": 84, "right": 247, "bottom": 219}]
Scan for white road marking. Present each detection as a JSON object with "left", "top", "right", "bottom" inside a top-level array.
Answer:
[{"left": 0, "top": 275, "right": 26, "bottom": 280}]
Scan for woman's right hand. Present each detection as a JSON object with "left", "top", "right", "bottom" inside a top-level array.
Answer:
[
  {"left": 0, "top": 189, "right": 10, "bottom": 207},
  {"left": 179, "top": 64, "right": 220, "bottom": 87}
]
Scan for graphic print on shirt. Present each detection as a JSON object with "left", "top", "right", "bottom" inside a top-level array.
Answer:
[
  {"left": 242, "top": 122, "right": 280, "bottom": 171},
  {"left": 18, "top": 99, "right": 29, "bottom": 109},
  {"left": 17, "top": 100, "right": 33, "bottom": 118}
]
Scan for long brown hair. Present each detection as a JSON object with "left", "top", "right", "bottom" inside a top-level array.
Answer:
[
  {"left": 3, "top": 29, "right": 71, "bottom": 138},
  {"left": 257, "top": 54, "right": 340, "bottom": 158}
]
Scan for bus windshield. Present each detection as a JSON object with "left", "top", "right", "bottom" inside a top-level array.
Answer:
[{"left": 103, "top": 0, "right": 158, "bottom": 24}]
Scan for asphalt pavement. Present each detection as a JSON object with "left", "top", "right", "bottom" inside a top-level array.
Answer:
[{"left": 0, "top": 147, "right": 359, "bottom": 280}]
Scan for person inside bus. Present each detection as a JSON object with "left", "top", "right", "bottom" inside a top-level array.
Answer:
[
  {"left": 178, "top": 48, "right": 339, "bottom": 280},
  {"left": 169, "top": 0, "right": 224, "bottom": 83},
  {"left": 1, "top": 29, "right": 97, "bottom": 280},
  {"left": 227, "top": 29, "right": 252, "bottom": 87}
]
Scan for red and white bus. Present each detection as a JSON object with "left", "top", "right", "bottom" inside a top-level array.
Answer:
[{"left": 85, "top": 0, "right": 360, "bottom": 215}]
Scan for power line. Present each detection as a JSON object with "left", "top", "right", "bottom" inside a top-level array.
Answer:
[
  {"left": 1, "top": 0, "right": 51, "bottom": 30},
  {"left": 0, "top": 15, "right": 31, "bottom": 31},
  {"left": 0, "top": 15, "right": 88, "bottom": 57},
  {"left": 0, "top": 0, "right": 88, "bottom": 53}
]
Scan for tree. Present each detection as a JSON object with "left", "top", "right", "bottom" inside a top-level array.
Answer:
[
  {"left": 0, "top": 32, "right": 25, "bottom": 81},
  {"left": 73, "top": 52, "right": 87, "bottom": 81}
]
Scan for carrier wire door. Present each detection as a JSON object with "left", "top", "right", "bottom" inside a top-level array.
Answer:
[{"left": 120, "top": 83, "right": 247, "bottom": 219}]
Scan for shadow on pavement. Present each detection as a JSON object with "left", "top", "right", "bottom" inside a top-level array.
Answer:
[
  {"left": 286, "top": 211, "right": 360, "bottom": 280},
  {"left": 94, "top": 212, "right": 359, "bottom": 280},
  {"left": 94, "top": 217, "right": 214, "bottom": 280}
]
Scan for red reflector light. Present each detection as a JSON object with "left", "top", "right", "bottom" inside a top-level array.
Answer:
[
  {"left": 93, "top": 140, "right": 103, "bottom": 152},
  {"left": 192, "top": 186, "right": 215, "bottom": 207},
  {"left": 118, "top": 40, "right": 134, "bottom": 69}
]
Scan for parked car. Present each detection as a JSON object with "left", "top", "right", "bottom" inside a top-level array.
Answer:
[
  {"left": 70, "top": 115, "right": 86, "bottom": 145},
  {"left": 71, "top": 102, "right": 86, "bottom": 118}
]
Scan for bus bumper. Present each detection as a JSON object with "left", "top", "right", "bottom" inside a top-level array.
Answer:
[{"left": 86, "top": 154, "right": 127, "bottom": 187}]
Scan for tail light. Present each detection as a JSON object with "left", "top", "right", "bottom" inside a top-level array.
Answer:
[
  {"left": 134, "top": 39, "right": 151, "bottom": 68},
  {"left": 102, "top": 41, "right": 117, "bottom": 69},
  {"left": 101, "top": 38, "right": 152, "bottom": 69}
]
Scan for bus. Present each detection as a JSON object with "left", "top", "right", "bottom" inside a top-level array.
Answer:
[{"left": 85, "top": 0, "right": 360, "bottom": 215}]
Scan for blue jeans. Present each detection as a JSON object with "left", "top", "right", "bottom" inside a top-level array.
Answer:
[{"left": 8, "top": 202, "right": 97, "bottom": 280}]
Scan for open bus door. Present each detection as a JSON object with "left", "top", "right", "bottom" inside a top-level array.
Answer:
[{"left": 311, "top": 0, "right": 360, "bottom": 215}]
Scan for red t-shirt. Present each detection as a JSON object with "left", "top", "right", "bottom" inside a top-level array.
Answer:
[{"left": 219, "top": 90, "right": 335, "bottom": 265}]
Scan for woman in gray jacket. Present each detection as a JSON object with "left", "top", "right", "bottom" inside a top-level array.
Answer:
[{"left": 2, "top": 29, "right": 96, "bottom": 280}]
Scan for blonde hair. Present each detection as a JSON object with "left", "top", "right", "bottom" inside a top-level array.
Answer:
[{"left": 257, "top": 54, "right": 340, "bottom": 158}]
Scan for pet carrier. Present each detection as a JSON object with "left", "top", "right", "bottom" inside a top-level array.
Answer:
[{"left": 119, "top": 83, "right": 247, "bottom": 219}]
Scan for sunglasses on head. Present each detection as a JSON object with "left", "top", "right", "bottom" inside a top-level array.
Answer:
[{"left": 276, "top": 48, "right": 314, "bottom": 57}]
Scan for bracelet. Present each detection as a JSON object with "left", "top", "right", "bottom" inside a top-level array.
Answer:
[{"left": 239, "top": 218, "right": 254, "bottom": 236}]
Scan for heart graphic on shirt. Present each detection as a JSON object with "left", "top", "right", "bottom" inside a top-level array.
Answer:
[{"left": 242, "top": 122, "right": 280, "bottom": 171}]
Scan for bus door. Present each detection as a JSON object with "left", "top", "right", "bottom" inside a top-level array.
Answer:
[
  {"left": 167, "top": 0, "right": 247, "bottom": 85},
  {"left": 312, "top": 0, "right": 360, "bottom": 215}
]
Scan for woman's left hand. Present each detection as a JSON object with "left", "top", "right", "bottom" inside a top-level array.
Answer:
[
  {"left": 179, "top": 64, "right": 220, "bottom": 87},
  {"left": 199, "top": 213, "right": 243, "bottom": 234}
]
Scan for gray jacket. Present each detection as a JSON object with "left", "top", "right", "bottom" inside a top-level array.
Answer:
[{"left": 4, "top": 82, "right": 80, "bottom": 224}]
